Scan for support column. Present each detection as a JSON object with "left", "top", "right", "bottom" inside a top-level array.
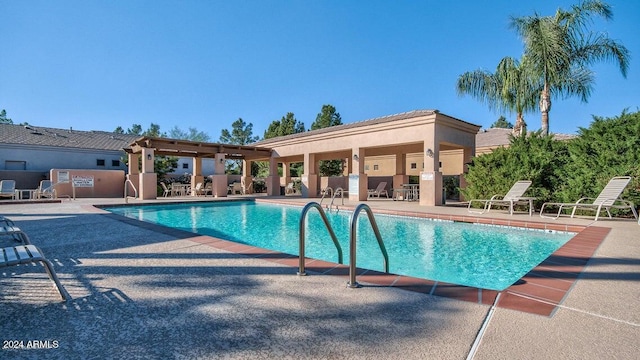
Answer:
[
  {"left": 349, "top": 148, "right": 368, "bottom": 201},
  {"left": 458, "top": 146, "right": 474, "bottom": 201},
  {"left": 420, "top": 135, "right": 442, "bottom": 206},
  {"left": 242, "top": 159, "right": 253, "bottom": 194},
  {"left": 139, "top": 148, "right": 158, "bottom": 200},
  {"left": 211, "top": 153, "right": 227, "bottom": 197},
  {"left": 392, "top": 153, "right": 409, "bottom": 197},
  {"left": 301, "top": 153, "right": 318, "bottom": 197},
  {"left": 127, "top": 153, "right": 141, "bottom": 196},
  {"left": 266, "top": 156, "right": 280, "bottom": 196},
  {"left": 282, "top": 162, "right": 291, "bottom": 188},
  {"left": 191, "top": 157, "right": 204, "bottom": 196}
]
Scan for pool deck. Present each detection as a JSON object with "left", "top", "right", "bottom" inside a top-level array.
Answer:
[{"left": 1, "top": 195, "right": 638, "bottom": 359}]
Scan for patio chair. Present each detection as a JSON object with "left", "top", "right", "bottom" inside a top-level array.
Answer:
[
  {"left": 160, "top": 182, "right": 171, "bottom": 197},
  {"left": 285, "top": 182, "right": 297, "bottom": 195},
  {"left": 228, "top": 182, "right": 243, "bottom": 195},
  {"left": 35, "top": 180, "right": 56, "bottom": 199},
  {"left": 367, "top": 182, "right": 389, "bottom": 198},
  {"left": 467, "top": 180, "right": 534, "bottom": 215},
  {"left": 540, "top": 176, "right": 638, "bottom": 221},
  {"left": 1, "top": 244, "right": 70, "bottom": 301},
  {"left": 203, "top": 183, "right": 213, "bottom": 196},
  {"left": 0, "top": 180, "right": 16, "bottom": 200},
  {"left": 192, "top": 182, "right": 205, "bottom": 196}
]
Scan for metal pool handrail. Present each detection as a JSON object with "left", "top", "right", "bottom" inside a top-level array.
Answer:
[
  {"left": 124, "top": 179, "right": 138, "bottom": 203},
  {"left": 327, "top": 187, "right": 346, "bottom": 212},
  {"left": 298, "top": 202, "right": 343, "bottom": 276},
  {"left": 319, "top": 187, "right": 333, "bottom": 207},
  {"left": 347, "top": 203, "right": 389, "bottom": 288}
]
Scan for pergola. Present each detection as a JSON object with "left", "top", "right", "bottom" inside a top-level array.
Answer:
[{"left": 125, "top": 137, "right": 272, "bottom": 199}]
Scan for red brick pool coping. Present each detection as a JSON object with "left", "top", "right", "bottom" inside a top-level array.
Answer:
[{"left": 105, "top": 199, "right": 610, "bottom": 317}]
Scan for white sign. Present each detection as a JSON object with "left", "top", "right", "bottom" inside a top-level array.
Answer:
[
  {"left": 349, "top": 174, "right": 359, "bottom": 194},
  {"left": 72, "top": 175, "right": 94, "bottom": 188},
  {"left": 57, "top": 171, "right": 70, "bottom": 183},
  {"left": 421, "top": 172, "right": 434, "bottom": 181}
]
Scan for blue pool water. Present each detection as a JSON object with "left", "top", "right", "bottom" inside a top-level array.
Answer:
[{"left": 105, "top": 201, "right": 575, "bottom": 291}]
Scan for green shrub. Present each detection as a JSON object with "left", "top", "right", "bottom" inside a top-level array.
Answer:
[{"left": 461, "top": 132, "right": 569, "bottom": 208}]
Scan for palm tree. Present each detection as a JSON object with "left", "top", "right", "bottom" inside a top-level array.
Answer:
[
  {"left": 510, "top": 0, "right": 630, "bottom": 135},
  {"left": 457, "top": 56, "right": 540, "bottom": 136}
]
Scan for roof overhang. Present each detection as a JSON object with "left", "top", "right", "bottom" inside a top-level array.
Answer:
[{"left": 125, "top": 137, "right": 273, "bottom": 160}]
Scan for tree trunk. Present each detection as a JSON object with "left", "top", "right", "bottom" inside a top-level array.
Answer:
[
  {"left": 512, "top": 113, "right": 527, "bottom": 136},
  {"left": 539, "top": 85, "right": 551, "bottom": 136}
]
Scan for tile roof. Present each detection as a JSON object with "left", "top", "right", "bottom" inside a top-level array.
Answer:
[
  {"left": 254, "top": 109, "right": 467, "bottom": 145},
  {"left": 0, "top": 123, "right": 138, "bottom": 151},
  {"left": 476, "top": 128, "right": 577, "bottom": 148}
]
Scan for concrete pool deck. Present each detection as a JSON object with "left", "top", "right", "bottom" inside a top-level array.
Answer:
[{"left": 1, "top": 196, "right": 638, "bottom": 359}]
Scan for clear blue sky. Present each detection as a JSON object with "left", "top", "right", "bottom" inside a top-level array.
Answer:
[{"left": 1, "top": 0, "right": 638, "bottom": 139}]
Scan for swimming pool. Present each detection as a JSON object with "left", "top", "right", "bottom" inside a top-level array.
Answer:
[{"left": 105, "top": 201, "right": 575, "bottom": 291}]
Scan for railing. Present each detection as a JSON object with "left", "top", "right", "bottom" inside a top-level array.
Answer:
[
  {"left": 298, "top": 202, "right": 343, "bottom": 276},
  {"left": 327, "top": 187, "right": 347, "bottom": 212},
  {"left": 124, "top": 179, "right": 138, "bottom": 203},
  {"left": 347, "top": 203, "right": 389, "bottom": 288},
  {"left": 319, "top": 187, "right": 333, "bottom": 208}
]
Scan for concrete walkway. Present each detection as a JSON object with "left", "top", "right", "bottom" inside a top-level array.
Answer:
[{"left": 1, "top": 197, "right": 638, "bottom": 359}]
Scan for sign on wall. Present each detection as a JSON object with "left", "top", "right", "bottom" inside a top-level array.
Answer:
[
  {"left": 72, "top": 175, "right": 94, "bottom": 188},
  {"left": 57, "top": 171, "right": 70, "bottom": 183}
]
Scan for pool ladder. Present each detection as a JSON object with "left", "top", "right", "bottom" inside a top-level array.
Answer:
[
  {"left": 124, "top": 179, "right": 138, "bottom": 203},
  {"left": 319, "top": 187, "right": 347, "bottom": 212},
  {"left": 298, "top": 202, "right": 389, "bottom": 288}
]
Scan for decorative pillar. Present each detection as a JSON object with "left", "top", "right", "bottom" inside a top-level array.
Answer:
[
  {"left": 127, "top": 153, "right": 141, "bottom": 196},
  {"left": 349, "top": 148, "right": 368, "bottom": 201},
  {"left": 392, "top": 152, "right": 408, "bottom": 196},
  {"left": 301, "top": 153, "right": 318, "bottom": 197},
  {"left": 242, "top": 159, "right": 253, "bottom": 194},
  {"left": 191, "top": 157, "right": 204, "bottom": 195},
  {"left": 139, "top": 148, "right": 158, "bottom": 200},
  {"left": 211, "top": 153, "right": 227, "bottom": 197},
  {"left": 266, "top": 156, "right": 280, "bottom": 196},
  {"left": 458, "top": 146, "right": 474, "bottom": 201},
  {"left": 420, "top": 132, "right": 442, "bottom": 206}
]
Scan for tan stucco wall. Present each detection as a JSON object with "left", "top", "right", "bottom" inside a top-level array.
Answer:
[{"left": 50, "top": 169, "right": 126, "bottom": 198}]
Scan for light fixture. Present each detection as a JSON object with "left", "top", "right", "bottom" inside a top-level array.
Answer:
[
  {"left": 219, "top": 158, "right": 225, "bottom": 163},
  {"left": 425, "top": 149, "right": 434, "bottom": 158},
  {"left": 353, "top": 154, "right": 359, "bottom": 161},
  {"left": 147, "top": 153, "right": 152, "bottom": 161}
]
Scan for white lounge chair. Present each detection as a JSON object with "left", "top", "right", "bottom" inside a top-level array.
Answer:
[
  {"left": 368, "top": 182, "right": 389, "bottom": 198},
  {"left": 540, "top": 176, "right": 638, "bottom": 221},
  {"left": 468, "top": 180, "right": 534, "bottom": 215},
  {"left": 0, "top": 180, "right": 16, "bottom": 200},
  {"left": 1, "top": 244, "right": 70, "bottom": 300},
  {"left": 35, "top": 180, "right": 56, "bottom": 199}
]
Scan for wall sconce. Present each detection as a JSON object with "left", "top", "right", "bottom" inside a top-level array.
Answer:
[
  {"left": 146, "top": 153, "right": 152, "bottom": 161},
  {"left": 219, "top": 158, "right": 225, "bottom": 163},
  {"left": 425, "top": 149, "right": 434, "bottom": 158},
  {"left": 353, "top": 154, "right": 359, "bottom": 161}
]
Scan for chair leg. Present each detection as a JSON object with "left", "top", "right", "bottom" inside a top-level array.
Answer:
[{"left": 39, "top": 258, "right": 70, "bottom": 301}]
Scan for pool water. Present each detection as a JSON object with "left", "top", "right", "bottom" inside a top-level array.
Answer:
[{"left": 106, "top": 201, "right": 575, "bottom": 291}]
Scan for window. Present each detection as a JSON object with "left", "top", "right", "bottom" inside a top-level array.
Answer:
[
  {"left": 410, "top": 163, "right": 417, "bottom": 169},
  {"left": 364, "top": 165, "right": 369, "bottom": 171},
  {"left": 182, "top": 163, "right": 189, "bottom": 169},
  {"left": 97, "top": 159, "right": 105, "bottom": 166},
  {"left": 112, "top": 160, "right": 120, "bottom": 167},
  {"left": 373, "top": 164, "right": 379, "bottom": 171}
]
